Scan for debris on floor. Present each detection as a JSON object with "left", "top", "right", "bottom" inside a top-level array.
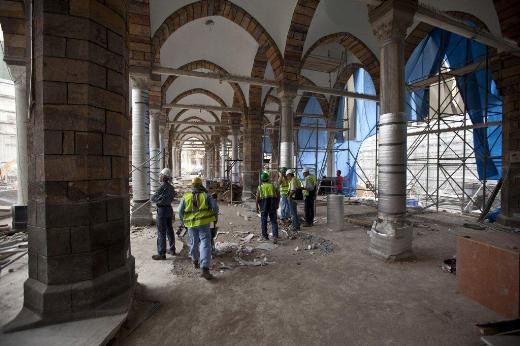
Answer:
[
  {"left": 442, "top": 258, "right": 456, "bottom": 274},
  {"left": 298, "top": 233, "right": 334, "bottom": 255},
  {"left": 0, "top": 231, "right": 28, "bottom": 272}
]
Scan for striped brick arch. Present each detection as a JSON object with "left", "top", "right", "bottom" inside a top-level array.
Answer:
[
  {"left": 169, "top": 88, "right": 228, "bottom": 108},
  {"left": 161, "top": 60, "right": 246, "bottom": 108},
  {"left": 283, "top": 0, "right": 321, "bottom": 82},
  {"left": 301, "top": 32, "right": 380, "bottom": 95},
  {"left": 151, "top": 0, "right": 284, "bottom": 81}
]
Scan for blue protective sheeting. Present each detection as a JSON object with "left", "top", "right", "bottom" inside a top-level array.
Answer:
[
  {"left": 405, "top": 27, "right": 502, "bottom": 180},
  {"left": 263, "top": 131, "right": 272, "bottom": 154},
  {"left": 297, "top": 96, "right": 327, "bottom": 179},
  {"left": 333, "top": 69, "right": 378, "bottom": 196}
]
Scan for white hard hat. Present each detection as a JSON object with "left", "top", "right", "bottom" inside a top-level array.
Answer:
[
  {"left": 286, "top": 169, "right": 294, "bottom": 175},
  {"left": 303, "top": 167, "right": 309, "bottom": 173},
  {"left": 160, "top": 168, "right": 172, "bottom": 178}
]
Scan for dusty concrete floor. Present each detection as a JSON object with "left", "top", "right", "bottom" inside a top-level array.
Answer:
[
  {"left": 119, "top": 201, "right": 503, "bottom": 346},
  {"left": 0, "top": 197, "right": 508, "bottom": 345}
]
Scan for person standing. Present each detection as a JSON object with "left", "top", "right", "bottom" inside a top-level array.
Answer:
[
  {"left": 278, "top": 167, "right": 290, "bottom": 223},
  {"left": 178, "top": 177, "right": 219, "bottom": 280},
  {"left": 151, "top": 168, "right": 176, "bottom": 260},
  {"left": 335, "top": 170, "right": 344, "bottom": 195},
  {"left": 302, "top": 168, "right": 317, "bottom": 227},
  {"left": 256, "top": 172, "right": 280, "bottom": 243},
  {"left": 286, "top": 169, "right": 302, "bottom": 232}
]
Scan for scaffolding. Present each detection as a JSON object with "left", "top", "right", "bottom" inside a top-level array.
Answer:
[{"left": 403, "top": 46, "right": 502, "bottom": 214}]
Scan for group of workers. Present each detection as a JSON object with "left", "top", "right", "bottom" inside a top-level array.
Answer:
[{"left": 149, "top": 166, "right": 338, "bottom": 280}]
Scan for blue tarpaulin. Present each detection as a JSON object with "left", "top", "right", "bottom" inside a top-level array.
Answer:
[
  {"left": 405, "top": 27, "right": 502, "bottom": 180},
  {"left": 297, "top": 96, "right": 327, "bottom": 179},
  {"left": 333, "top": 68, "right": 378, "bottom": 196}
]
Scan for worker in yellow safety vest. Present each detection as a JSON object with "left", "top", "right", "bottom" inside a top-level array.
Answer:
[
  {"left": 178, "top": 177, "right": 219, "bottom": 280},
  {"left": 286, "top": 169, "right": 302, "bottom": 232},
  {"left": 256, "top": 172, "right": 280, "bottom": 243},
  {"left": 278, "top": 167, "right": 291, "bottom": 223},
  {"left": 302, "top": 168, "right": 317, "bottom": 227}
]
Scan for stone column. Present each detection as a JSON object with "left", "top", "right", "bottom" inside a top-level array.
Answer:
[
  {"left": 4, "top": 0, "right": 135, "bottom": 332},
  {"left": 231, "top": 128, "right": 241, "bottom": 183},
  {"left": 206, "top": 143, "right": 214, "bottom": 179},
  {"left": 130, "top": 77, "right": 153, "bottom": 226},
  {"left": 149, "top": 110, "right": 160, "bottom": 194},
  {"left": 326, "top": 130, "right": 335, "bottom": 177},
  {"left": 213, "top": 138, "right": 221, "bottom": 179},
  {"left": 220, "top": 140, "right": 227, "bottom": 179},
  {"left": 278, "top": 86, "right": 297, "bottom": 169},
  {"left": 493, "top": 54, "right": 520, "bottom": 227},
  {"left": 159, "top": 123, "right": 165, "bottom": 169},
  {"left": 176, "top": 145, "right": 182, "bottom": 177},
  {"left": 9, "top": 65, "right": 28, "bottom": 230},
  {"left": 368, "top": 0, "right": 417, "bottom": 261},
  {"left": 242, "top": 111, "right": 263, "bottom": 199},
  {"left": 268, "top": 128, "right": 280, "bottom": 169}
]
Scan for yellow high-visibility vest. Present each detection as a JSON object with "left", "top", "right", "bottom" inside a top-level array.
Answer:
[
  {"left": 258, "top": 182, "right": 277, "bottom": 199},
  {"left": 182, "top": 192, "right": 215, "bottom": 228}
]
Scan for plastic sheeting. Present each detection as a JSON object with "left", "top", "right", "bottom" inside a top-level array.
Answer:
[
  {"left": 297, "top": 96, "right": 327, "bottom": 179},
  {"left": 333, "top": 69, "right": 378, "bottom": 196},
  {"left": 405, "top": 27, "right": 502, "bottom": 180}
]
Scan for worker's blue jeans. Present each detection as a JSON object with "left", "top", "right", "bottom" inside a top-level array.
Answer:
[
  {"left": 261, "top": 208, "right": 278, "bottom": 239},
  {"left": 279, "top": 195, "right": 290, "bottom": 220},
  {"left": 188, "top": 225, "right": 212, "bottom": 269},
  {"left": 289, "top": 199, "right": 300, "bottom": 230},
  {"left": 156, "top": 206, "right": 175, "bottom": 255}
]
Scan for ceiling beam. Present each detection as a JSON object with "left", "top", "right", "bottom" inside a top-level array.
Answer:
[
  {"left": 153, "top": 65, "right": 380, "bottom": 101},
  {"left": 164, "top": 103, "right": 243, "bottom": 113}
]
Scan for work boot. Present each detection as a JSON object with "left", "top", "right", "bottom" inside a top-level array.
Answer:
[
  {"left": 201, "top": 267, "right": 214, "bottom": 280},
  {"left": 272, "top": 237, "right": 278, "bottom": 244},
  {"left": 260, "top": 236, "right": 269, "bottom": 242},
  {"left": 152, "top": 254, "right": 166, "bottom": 260},
  {"left": 168, "top": 249, "right": 176, "bottom": 256},
  {"left": 193, "top": 260, "right": 200, "bottom": 269}
]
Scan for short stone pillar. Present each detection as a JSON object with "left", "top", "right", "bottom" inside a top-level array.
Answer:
[{"left": 4, "top": 0, "right": 135, "bottom": 332}]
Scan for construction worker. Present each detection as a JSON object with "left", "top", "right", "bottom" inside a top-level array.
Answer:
[
  {"left": 302, "top": 168, "right": 317, "bottom": 227},
  {"left": 256, "top": 172, "right": 280, "bottom": 243},
  {"left": 178, "top": 177, "right": 219, "bottom": 280},
  {"left": 335, "top": 170, "right": 344, "bottom": 195},
  {"left": 278, "top": 167, "right": 291, "bottom": 223},
  {"left": 151, "top": 168, "right": 176, "bottom": 260},
  {"left": 286, "top": 169, "right": 302, "bottom": 232}
]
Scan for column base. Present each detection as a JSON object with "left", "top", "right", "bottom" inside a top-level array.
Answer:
[
  {"left": 3, "top": 257, "right": 135, "bottom": 333},
  {"left": 497, "top": 213, "right": 520, "bottom": 228},
  {"left": 130, "top": 201, "right": 153, "bottom": 226},
  {"left": 368, "top": 218, "right": 414, "bottom": 262},
  {"left": 11, "top": 205, "right": 27, "bottom": 231}
]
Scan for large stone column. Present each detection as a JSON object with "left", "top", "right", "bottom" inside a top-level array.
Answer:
[
  {"left": 231, "top": 128, "right": 241, "bottom": 183},
  {"left": 9, "top": 65, "right": 28, "bottom": 230},
  {"left": 130, "top": 77, "right": 153, "bottom": 226},
  {"left": 206, "top": 143, "right": 214, "bottom": 179},
  {"left": 368, "top": 0, "right": 417, "bottom": 261},
  {"left": 5, "top": 0, "right": 135, "bottom": 332},
  {"left": 149, "top": 110, "right": 160, "bottom": 194},
  {"left": 493, "top": 54, "right": 520, "bottom": 227},
  {"left": 278, "top": 86, "right": 297, "bottom": 169},
  {"left": 176, "top": 145, "right": 182, "bottom": 177},
  {"left": 326, "top": 130, "right": 335, "bottom": 177},
  {"left": 242, "top": 111, "right": 263, "bottom": 199}
]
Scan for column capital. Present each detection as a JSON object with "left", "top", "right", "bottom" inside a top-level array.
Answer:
[
  {"left": 130, "top": 74, "right": 151, "bottom": 89},
  {"left": 369, "top": 0, "right": 417, "bottom": 44},
  {"left": 7, "top": 64, "right": 26, "bottom": 87},
  {"left": 277, "top": 82, "right": 298, "bottom": 100}
]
